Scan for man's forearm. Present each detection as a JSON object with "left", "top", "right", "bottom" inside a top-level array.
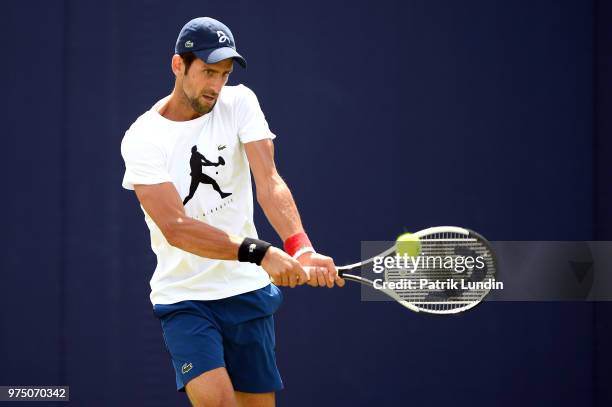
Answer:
[
  {"left": 164, "top": 216, "right": 244, "bottom": 259},
  {"left": 257, "top": 173, "right": 305, "bottom": 241}
]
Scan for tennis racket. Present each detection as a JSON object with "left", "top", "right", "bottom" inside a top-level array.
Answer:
[{"left": 308, "top": 226, "right": 497, "bottom": 315}]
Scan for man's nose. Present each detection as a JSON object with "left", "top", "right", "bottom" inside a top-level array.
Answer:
[{"left": 210, "top": 76, "right": 224, "bottom": 94}]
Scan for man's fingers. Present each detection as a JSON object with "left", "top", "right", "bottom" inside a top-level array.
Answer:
[
  {"left": 280, "top": 272, "right": 289, "bottom": 287},
  {"left": 302, "top": 267, "right": 328, "bottom": 287},
  {"left": 316, "top": 268, "right": 327, "bottom": 287},
  {"left": 300, "top": 264, "right": 344, "bottom": 288},
  {"left": 307, "top": 267, "right": 330, "bottom": 287},
  {"left": 296, "top": 265, "right": 309, "bottom": 286},
  {"left": 326, "top": 259, "right": 338, "bottom": 286},
  {"left": 288, "top": 268, "right": 298, "bottom": 288},
  {"left": 321, "top": 261, "right": 335, "bottom": 288},
  {"left": 289, "top": 263, "right": 308, "bottom": 287},
  {"left": 304, "top": 270, "right": 316, "bottom": 287},
  {"left": 311, "top": 258, "right": 337, "bottom": 287}
]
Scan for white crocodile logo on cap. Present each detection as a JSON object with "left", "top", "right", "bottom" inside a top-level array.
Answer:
[{"left": 185, "top": 40, "right": 194, "bottom": 48}]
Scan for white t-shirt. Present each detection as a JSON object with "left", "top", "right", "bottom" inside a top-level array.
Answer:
[{"left": 121, "top": 84, "right": 274, "bottom": 304}]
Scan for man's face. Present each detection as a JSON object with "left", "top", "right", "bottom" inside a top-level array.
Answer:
[{"left": 180, "top": 57, "right": 233, "bottom": 115}]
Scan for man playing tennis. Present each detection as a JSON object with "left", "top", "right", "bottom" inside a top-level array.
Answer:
[
  {"left": 183, "top": 145, "right": 231, "bottom": 204},
  {"left": 121, "top": 17, "right": 343, "bottom": 407}
]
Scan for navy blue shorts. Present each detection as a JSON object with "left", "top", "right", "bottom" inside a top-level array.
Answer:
[{"left": 153, "top": 284, "right": 284, "bottom": 393}]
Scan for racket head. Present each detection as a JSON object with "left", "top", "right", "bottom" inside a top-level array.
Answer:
[{"left": 344, "top": 226, "right": 497, "bottom": 315}]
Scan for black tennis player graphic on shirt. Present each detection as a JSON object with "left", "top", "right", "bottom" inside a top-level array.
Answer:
[{"left": 183, "top": 145, "right": 232, "bottom": 205}]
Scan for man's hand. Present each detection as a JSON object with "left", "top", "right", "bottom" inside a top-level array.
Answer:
[
  {"left": 297, "top": 252, "right": 345, "bottom": 288},
  {"left": 261, "top": 247, "right": 309, "bottom": 288}
]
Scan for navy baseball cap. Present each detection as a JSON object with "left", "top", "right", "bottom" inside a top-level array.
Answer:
[{"left": 175, "top": 17, "right": 247, "bottom": 68}]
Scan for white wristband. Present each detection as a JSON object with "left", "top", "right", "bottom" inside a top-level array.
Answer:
[{"left": 292, "top": 246, "right": 316, "bottom": 259}]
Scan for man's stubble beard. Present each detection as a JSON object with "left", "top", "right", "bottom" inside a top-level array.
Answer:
[
  {"left": 182, "top": 83, "right": 215, "bottom": 115},
  {"left": 188, "top": 94, "right": 214, "bottom": 115}
]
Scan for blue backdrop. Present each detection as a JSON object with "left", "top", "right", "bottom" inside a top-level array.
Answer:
[{"left": 1, "top": 0, "right": 610, "bottom": 406}]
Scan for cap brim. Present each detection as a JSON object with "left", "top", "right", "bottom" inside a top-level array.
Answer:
[{"left": 194, "top": 47, "right": 247, "bottom": 68}]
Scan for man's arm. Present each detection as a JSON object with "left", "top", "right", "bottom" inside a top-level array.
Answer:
[
  {"left": 244, "top": 139, "right": 344, "bottom": 288},
  {"left": 132, "top": 182, "right": 308, "bottom": 287}
]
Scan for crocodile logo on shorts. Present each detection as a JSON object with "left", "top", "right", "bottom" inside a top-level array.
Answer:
[{"left": 182, "top": 362, "right": 193, "bottom": 374}]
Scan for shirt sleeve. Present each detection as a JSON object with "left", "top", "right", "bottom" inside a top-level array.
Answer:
[
  {"left": 120, "top": 129, "right": 172, "bottom": 190},
  {"left": 235, "top": 85, "right": 277, "bottom": 144}
]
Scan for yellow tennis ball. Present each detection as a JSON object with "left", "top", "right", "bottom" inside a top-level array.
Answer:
[{"left": 395, "top": 232, "right": 421, "bottom": 257}]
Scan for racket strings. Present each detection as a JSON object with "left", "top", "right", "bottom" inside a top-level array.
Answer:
[{"left": 382, "top": 231, "right": 496, "bottom": 314}]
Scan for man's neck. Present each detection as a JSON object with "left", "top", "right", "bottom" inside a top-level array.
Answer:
[{"left": 158, "top": 89, "right": 202, "bottom": 122}]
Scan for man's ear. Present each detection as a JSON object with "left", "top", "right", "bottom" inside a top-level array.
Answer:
[{"left": 171, "top": 54, "right": 183, "bottom": 77}]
